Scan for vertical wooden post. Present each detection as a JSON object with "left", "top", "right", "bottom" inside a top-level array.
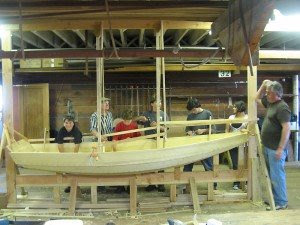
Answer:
[
  {"left": 130, "top": 177, "right": 137, "bottom": 217},
  {"left": 91, "top": 186, "right": 98, "bottom": 204},
  {"left": 68, "top": 179, "right": 78, "bottom": 216},
  {"left": 161, "top": 21, "right": 167, "bottom": 148},
  {"left": 155, "top": 22, "right": 162, "bottom": 148},
  {"left": 247, "top": 66, "right": 261, "bottom": 201},
  {"left": 170, "top": 166, "right": 180, "bottom": 202},
  {"left": 1, "top": 30, "right": 13, "bottom": 134},
  {"left": 207, "top": 183, "right": 214, "bottom": 201},
  {"left": 189, "top": 177, "right": 201, "bottom": 213},
  {"left": 53, "top": 187, "right": 61, "bottom": 204},
  {"left": 5, "top": 149, "right": 17, "bottom": 204},
  {"left": 96, "top": 23, "right": 104, "bottom": 152},
  {"left": 2, "top": 30, "right": 16, "bottom": 205}
]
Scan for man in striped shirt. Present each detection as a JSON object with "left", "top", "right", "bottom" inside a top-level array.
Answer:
[{"left": 90, "top": 98, "right": 114, "bottom": 141}]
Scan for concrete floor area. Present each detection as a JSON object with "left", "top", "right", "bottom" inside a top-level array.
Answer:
[{"left": 0, "top": 162, "right": 299, "bottom": 225}]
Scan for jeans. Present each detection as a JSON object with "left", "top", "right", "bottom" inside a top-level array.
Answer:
[
  {"left": 183, "top": 157, "right": 213, "bottom": 172},
  {"left": 264, "top": 146, "right": 288, "bottom": 206},
  {"left": 183, "top": 157, "right": 217, "bottom": 188},
  {"left": 230, "top": 147, "right": 240, "bottom": 186}
]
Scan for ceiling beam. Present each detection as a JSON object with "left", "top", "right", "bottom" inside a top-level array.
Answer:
[
  {"left": 53, "top": 30, "right": 77, "bottom": 48},
  {"left": 128, "top": 37, "right": 139, "bottom": 47},
  {"left": 188, "top": 30, "right": 209, "bottom": 46},
  {"left": 14, "top": 64, "right": 300, "bottom": 73},
  {"left": 3, "top": 20, "right": 212, "bottom": 31},
  {"left": 173, "top": 29, "right": 189, "bottom": 45},
  {"left": 139, "top": 29, "right": 145, "bottom": 47},
  {"left": 31, "top": 31, "right": 61, "bottom": 48},
  {"left": 119, "top": 29, "right": 127, "bottom": 47},
  {"left": 13, "top": 31, "right": 46, "bottom": 48},
  {"left": 73, "top": 30, "right": 94, "bottom": 48},
  {"left": 0, "top": 49, "right": 226, "bottom": 59}
]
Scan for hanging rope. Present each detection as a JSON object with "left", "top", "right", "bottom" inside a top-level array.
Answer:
[
  {"left": 18, "top": 0, "right": 25, "bottom": 60},
  {"left": 239, "top": 0, "right": 255, "bottom": 76},
  {"left": 104, "top": 0, "right": 120, "bottom": 59},
  {"left": 180, "top": 47, "right": 222, "bottom": 69}
]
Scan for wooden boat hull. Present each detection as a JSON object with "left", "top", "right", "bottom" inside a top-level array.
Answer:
[{"left": 8, "top": 132, "right": 248, "bottom": 175}]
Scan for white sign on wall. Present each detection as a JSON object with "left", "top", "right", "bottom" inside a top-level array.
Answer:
[{"left": 218, "top": 71, "right": 231, "bottom": 78}]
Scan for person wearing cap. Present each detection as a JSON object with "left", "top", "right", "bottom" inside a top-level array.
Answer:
[
  {"left": 183, "top": 97, "right": 217, "bottom": 190},
  {"left": 55, "top": 115, "right": 82, "bottom": 153},
  {"left": 90, "top": 97, "right": 114, "bottom": 141},
  {"left": 136, "top": 96, "right": 169, "bottom": 192}
]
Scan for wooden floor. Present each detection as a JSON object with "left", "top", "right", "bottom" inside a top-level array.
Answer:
[{"left": 0, "top": 162, "right": 299, "bottom": 225}]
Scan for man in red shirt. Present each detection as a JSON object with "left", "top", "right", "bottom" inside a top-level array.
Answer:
[{"left": 113, "top": 110, "right": 141, "bottom": 141}]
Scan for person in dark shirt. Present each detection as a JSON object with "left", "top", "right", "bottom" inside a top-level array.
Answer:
[
  {"left": 183, "top": 98, "right": 217, "bottom": 190},
  {"left": 136, "top": 96, "right": 169, "bottom": 192},
  {"left": 56, "top": 115, "right": 82, "bottom": 153},
  {"left": 256, "top": 80, "right": 291, "bottom": 210}
]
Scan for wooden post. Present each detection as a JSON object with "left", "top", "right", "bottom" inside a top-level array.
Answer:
[
  {"left": 161, "top": 21, "right": 167, "bottom": 148},
  {"left": 189, "top": 177, "right": 201, "bottom": 213},
  {"left": 53, "top": 187, "right": 61, "bottom": 204},
  {"left": 1, "top": 30, "right": 13, "bottom": 134},
  {"left": 155, "top": 21, "right": 162, "bottom": 148},
  {"left": 91, "top": 186, "right": 98, "bottom": 204},
  {"left": 130, "top": 177, "right": 137, "bottom": 217},
  {"left": 96, "top": 23, "right": 104, "bottom": 153},
  {"left": 247, "top": 66, "right": 261, "bottom": 201},
  {"left": 255, "top": 125, "right": 276, "bottom": 210},
  {"left": 5, "top": 149, "right": 17, "bottom": 204},
  {"left": 207, "top": 183, "right": 214, "bottom": 201},
  {"left": 68, "top": 179, "right": 78, "bottom": 216},
  {"left": 170, "top": 166, "right": 180, "bottom": 202}
]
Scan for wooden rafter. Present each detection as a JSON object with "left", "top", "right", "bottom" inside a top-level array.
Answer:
[
  {"left": 53, "top": 30, "right": 77, "bottom": 48},
  {"left": 73, "top": 30, "right": 94, "bottom": 48},
  {"left": 188, "top": 30, "right": 209, "bottom": 46},
  {"left": 31, "top": 31, "right": 61, "bottom": 48},
  {"left": 13, "top": 31, "right": 45, "bottom": 48},
  {"left": 173, "top": 29, "right": 189, "bottom": 45},
  {"left": 139, "top": 29, "right": 145, "bottom": 47}
]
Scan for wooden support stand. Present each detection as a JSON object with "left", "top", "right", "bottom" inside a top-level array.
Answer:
[
  {"left": 130, "top": 178, "right": 137, "bottom": 216},
  {"left": 189, "top": 177, "right": 201, "bottom": 213}
]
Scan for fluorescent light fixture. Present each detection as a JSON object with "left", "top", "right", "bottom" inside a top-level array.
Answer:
[{"left": 265, "top": 9, "right": 300, "bottom": 32}]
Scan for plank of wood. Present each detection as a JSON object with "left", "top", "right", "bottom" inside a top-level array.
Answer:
[
  {"left": 91, "top": 186, "right": 97, "bottom": 204},
  {"left": 53, "top": 187, "right": 61, "bottom": 204},
  {"left": 213, "top": 155, "right": 219, "bottom": 178},
  {"left": 255, "top": 125, "right": 276, "bottom": 211},
  {"left": 5, "top": 149, "right": 17, "bottom": 204},
  {"left": 207, "top": 182, "right": 214, "bottom": 201},
  {"left": 189, "top": 177, "right": 201, "bottom": 213},
  {"left": 170, "top": 185, "right": 177, "bottom": 202},
  {"left": 68, "top": 179, "right": 78, "bottom": 216},
  {"left": 247, "top": 66, "right": 261, "bottom": 202},
  {"left": 130, "top": 178, "right": 137, "bottom": 217}
]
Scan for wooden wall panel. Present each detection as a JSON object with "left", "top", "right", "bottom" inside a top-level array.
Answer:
[{"left": 14, "top": 84, "right": 49, "bottom": 139}]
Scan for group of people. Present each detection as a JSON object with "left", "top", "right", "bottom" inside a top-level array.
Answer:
[{"left": 56, "top": 80, "right": 291, "bottom": 211}]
